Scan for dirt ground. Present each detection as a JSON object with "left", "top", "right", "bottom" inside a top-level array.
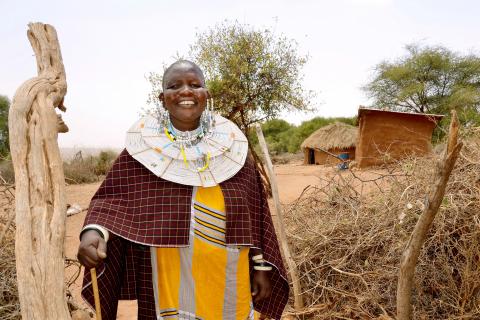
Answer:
[{"left": 64, "top": 161, "right": 373, "bottom": 319}]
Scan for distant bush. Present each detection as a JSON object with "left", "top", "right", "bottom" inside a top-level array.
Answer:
[
  {"left": 63, "top": 157, "right": 98, "bottom": 184},
  {"left": 0, "top": 150, "right": 119, "bottom": 185},
  {"left": 271, "top": 152, "right": 303, "bottom": 164},
  {"left": 93, "top": 150, "right": 118, "bottom": 176},
  {"left": 251, "top": 116, "right": 357, "bottom": 154},
  {"left": 0, "top": 158, "right": 14, "bottom": 184},
  {"left": 64, "top": 150, "right": 119, "bottom": 184}
]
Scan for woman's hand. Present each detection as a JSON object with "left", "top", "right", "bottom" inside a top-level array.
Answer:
[
  {"left": 77, "top": 230, "right": 107, "bottom": 269},
  {"left": 251, "top": 270, "right": 272, "bottom": 303}
]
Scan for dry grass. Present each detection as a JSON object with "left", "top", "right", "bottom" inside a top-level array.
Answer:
[
  {"left": 2, "top": 134, "right": 480, "bottom": 319},
  {"left": 0, "top": 181, "right": 19, "bottom": 319},
  {"left": 0, "top": 159, "right": 95, "bottom": 319},
  {"left": 272, "top": 152, "right": 304, "bottom": 165},
  {"left": 63, "top": 150, "right": 118, "bottom": 184},
  {"left": 283, "top": 131, "right": 480, "bottom": 319}
]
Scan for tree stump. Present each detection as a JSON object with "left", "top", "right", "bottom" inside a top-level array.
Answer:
[{"left": 9, "top": 22, "right": 71, "bottom": 319}]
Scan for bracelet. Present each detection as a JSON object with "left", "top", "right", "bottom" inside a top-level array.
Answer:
[
  {"left": 80, "top": 224, "right": 110, "bottom": 242},
  {"left": 80, "top": 227, "right": 104, "bottom": 240},
  {"left": 254, "top": 265, "right": 273, "bottom": 271},
  {"left": 252, "top": 254, "right": 263, "bottom": 262}
]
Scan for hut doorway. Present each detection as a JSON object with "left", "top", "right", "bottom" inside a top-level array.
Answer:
[{"left": 308, "top": 149, "right": 315, "bottom": 164}]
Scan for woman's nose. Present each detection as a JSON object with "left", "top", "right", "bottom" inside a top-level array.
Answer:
[{"left": 179, "top": 85, "right": 194, "bottom": 95}]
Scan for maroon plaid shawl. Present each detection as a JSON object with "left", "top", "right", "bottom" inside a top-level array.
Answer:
[{"left": 81, "top": 149, "right": 289, "bottom": 319}]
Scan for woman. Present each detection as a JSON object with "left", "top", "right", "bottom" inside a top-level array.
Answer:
[{"left": 77, "top": 60, "right": 289, "bottom": 320}]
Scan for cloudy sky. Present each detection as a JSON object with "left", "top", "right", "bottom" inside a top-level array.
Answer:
[{"left": 1, "top": 0, "right": 479, "bottom": 148}]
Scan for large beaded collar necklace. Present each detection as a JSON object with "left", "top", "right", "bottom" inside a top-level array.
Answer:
[{"left": 125, "top": 112, "right": 248, "bottom": 187}]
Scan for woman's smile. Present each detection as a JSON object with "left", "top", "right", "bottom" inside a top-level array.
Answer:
[
  {"left": 159, "top": 63, "right": 209, "bottom": 131},
  {"left": 178, "top": 100, "right": 196, "bottom": 107}
]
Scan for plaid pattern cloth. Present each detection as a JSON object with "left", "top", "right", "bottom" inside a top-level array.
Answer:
[{"left": 81, "top": 150, "right": 289, "bottom": 319}]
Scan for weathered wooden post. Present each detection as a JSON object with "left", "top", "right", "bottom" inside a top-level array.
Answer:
[
  {"left": 396, "top": 111, "right": 462, "bottom": 320},
  {"left": 255, "top": 124, "right": 304, "bottom": 310},
  {"left": 9, "top": 22, "right": 71, "bottom": 319}
]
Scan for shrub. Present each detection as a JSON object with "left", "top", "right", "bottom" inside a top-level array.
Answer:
[
  {"left": 93, "top": 150, "right": 118, "bottom": 176},
  {"left": 63, "top": 150, "right": 119, "bottom": 184},
  {"left": 63, "top": 157, "right": 98, "bottom": 184},
  {"left": 0, "top": 159, "right": 14, "bottom": 184}
]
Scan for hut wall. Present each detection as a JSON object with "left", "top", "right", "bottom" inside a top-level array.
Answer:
[
  {"left": 355, "top": 112, "right": 437, "bottom": 168},
  {"left": 303, "top": 148, "right": 311, "bottom": 165},
  {"left": 304, "top": 147, "right": 355, "bottom": 165}
]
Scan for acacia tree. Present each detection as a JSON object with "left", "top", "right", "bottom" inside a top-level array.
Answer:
[
  {"left": 190, "top": 22, "right": 313, "bottom": 130},
  {"left": 364, "top": 44, "right": 480, "bottom": 123},
  {"left": 147, "top": 22, "right": 314, "bottom": 188},
  {"left": 148, "top": 21, "right": 313, "bottom": 134}
]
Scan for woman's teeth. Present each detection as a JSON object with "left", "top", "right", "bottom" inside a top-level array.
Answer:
[{"left": 179, "top": 101, "right": 195, "bottom": 105}]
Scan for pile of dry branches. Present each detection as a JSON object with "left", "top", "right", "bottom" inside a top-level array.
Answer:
[
  {"left": 284, "top": 132, "right": 480, "bottom": 319},
  {"left": 0, "top": 177, "right": 91, "bottom": 319},
  {"left": 0, "top": 177, "right": 19, "bottom": 319}
]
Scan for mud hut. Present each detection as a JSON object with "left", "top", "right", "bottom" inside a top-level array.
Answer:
[
  {"left": 355, "top": 107, "right": 443, "bottom": 168},
  {"left": 301, "top": 122, "right": 358, "bottom": 165}
]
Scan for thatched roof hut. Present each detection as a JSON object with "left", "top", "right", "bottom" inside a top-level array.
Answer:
[{"left": 301, "top": 122, "right": 358, "bottom": 165}]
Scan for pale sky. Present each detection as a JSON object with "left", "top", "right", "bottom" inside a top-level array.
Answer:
[{"left": 1, "top": 0, "right": 479, "bottom": 148}]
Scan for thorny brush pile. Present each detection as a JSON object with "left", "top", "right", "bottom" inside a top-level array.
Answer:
[
  {"left": 1, "top": 132, "right": 480, "bottom": 319},
  {"left": 284, "top": 130, "right": 480, "bottom": 319},
  {"left": 0, "top": 181, "right": 18, "bottom": 319},
  {"left": 0, "top": 179, "right": 86, "bottom": 320}
]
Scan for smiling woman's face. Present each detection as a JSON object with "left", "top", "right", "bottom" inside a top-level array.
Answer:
[{"left": 160, "top": 64, "right": 209, "bottom": 131}]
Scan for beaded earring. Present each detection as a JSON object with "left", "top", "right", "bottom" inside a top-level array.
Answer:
[
  {"left": 155, "top": 105, "right": 169, "bottom": 130},
  {"left": 200, "top": 96, "right": 215, "bottom": 135}
]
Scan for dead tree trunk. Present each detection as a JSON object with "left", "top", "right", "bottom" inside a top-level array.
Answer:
[
  {"left": 255, "top": 124, "right": 304, "bottom": 309},
  {"left": 9, "top": 22, "right": 71, "bottom": 319},
  {"left": 396, "top": 111, "right": 462, "bottom": 320}
]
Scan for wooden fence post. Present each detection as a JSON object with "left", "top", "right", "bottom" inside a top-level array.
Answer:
[
  {"left": 9, "top": 22, "right": 71, "bottom": 319},
  {"left": 255, "top": 124, "right": 304, "bottom": 310},
  {"left": 396, "top": 111, "right": 462, "bottom": 319}
]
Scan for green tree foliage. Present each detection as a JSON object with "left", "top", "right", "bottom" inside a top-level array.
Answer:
[
  {"left": 364, "top": 44, "right": 480, "bottom": 128},
  {"left": 251, "top": 116, "right": 356, "bottom": 154},
  {"left": 0, "top": 95, "right": 10, "bottom": 157},
  {"left": 250, "top": 119, "right": 295, "bottom": 154},
  {"left": 147, "top": 21, "right": 314, "bottom": 135},
  {"left": 190, "top": 21, "right": 314, "bottom": 132}
]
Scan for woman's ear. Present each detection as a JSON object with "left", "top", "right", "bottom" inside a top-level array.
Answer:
[
  {"left": 158, "top": 92, "right": 164, "bottom": 102},
  {"left": 206, "top": 90, "right": 211, "bottom": 99}
]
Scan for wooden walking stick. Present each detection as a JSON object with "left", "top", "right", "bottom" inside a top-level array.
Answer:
[{"left": 90, "top": 268, "right": 102, "bottom": 320}]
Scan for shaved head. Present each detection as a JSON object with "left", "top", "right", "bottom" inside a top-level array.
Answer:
[{"left": 163, "top": 60, "right": 205, "bottom": 90}]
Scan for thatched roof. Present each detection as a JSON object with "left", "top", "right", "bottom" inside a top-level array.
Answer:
[{"left": 301, "top": 122, "right": 358, "bottom": 150}]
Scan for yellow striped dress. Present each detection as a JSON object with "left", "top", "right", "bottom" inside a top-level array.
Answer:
[{"left": 150, "top": 185, "right": 254, "bottom": 320}]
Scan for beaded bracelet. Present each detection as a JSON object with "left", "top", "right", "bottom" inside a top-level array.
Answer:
[
  {"left": 252, "top": 254, "right": 264, "bottom": 262},
  {"left": 253, "top": 264, "right": 273, "bottom": 271}
]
